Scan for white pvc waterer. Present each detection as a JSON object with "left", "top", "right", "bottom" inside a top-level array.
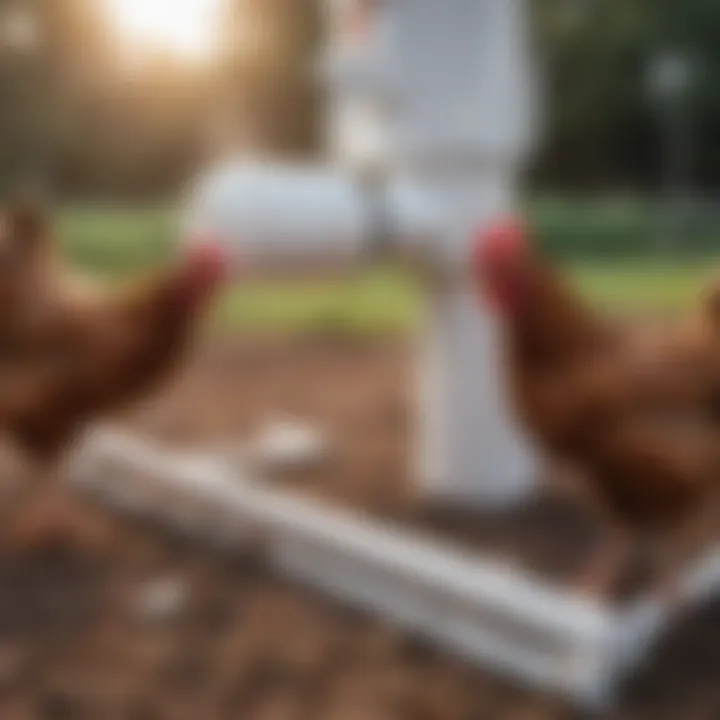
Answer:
[{"left": 185, "top": 0, "right": 540, "bottom": 509}]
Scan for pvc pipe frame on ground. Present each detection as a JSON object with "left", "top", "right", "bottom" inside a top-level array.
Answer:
[{"left": 70, "top": 427, "right": 720, "bottom": 710}]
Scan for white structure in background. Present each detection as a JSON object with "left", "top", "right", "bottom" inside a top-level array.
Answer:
[{"left": 186, "top": 0, "right": 539, "bottom": 507}]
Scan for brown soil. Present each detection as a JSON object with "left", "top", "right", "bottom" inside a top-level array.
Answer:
[{"left": 0, "top": 336, "right": 717, "bottom": 719}]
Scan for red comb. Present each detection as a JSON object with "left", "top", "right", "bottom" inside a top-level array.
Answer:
[
  {"left": 473, "top": 216, "right": 528, "bottom": 269},
  {"left": 183, "top": 233, "right": 231, "bottom": 292},
  {"left": 185, "top": 232, "right": 229, "bottom": 270},
  {"left": 472, "top": 216, "right": 530, "bottom": 314}
]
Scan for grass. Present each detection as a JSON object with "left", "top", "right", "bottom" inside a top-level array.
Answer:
[
  {"left": 215, "top": 269, "right": 419, "bottom": 333},
  {"left": 58, "top": 204, "right": 178, "bottom": 276},
  {"left": 568, "top": 261, "right": 718, "bottom": 315},
  {"left": 54, "top": 204, "right": 720, "bottom": 332},
  {"left": 216, "top": 262, "right": 719, "bottom": 331}
]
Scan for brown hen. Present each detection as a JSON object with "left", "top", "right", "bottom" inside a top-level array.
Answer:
[
  {"left": 473, "top": 218, "right": 720, "bottom": 600},
  {"left": 0, "top": 198, "right": 227, "bottom": 551}
]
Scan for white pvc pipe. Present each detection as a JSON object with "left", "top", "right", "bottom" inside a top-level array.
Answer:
[
  {"left": 79, "top": 428, "right": 606, "bottom": 643},
  {"left": 183, "top": 158, "right": 438, "bottom": 274},
  {"left": 75, "top": 427, "right": 720, "bottom": 707}
]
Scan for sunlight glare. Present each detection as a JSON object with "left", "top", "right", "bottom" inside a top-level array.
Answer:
[{"left": 103, "top": 0, "right": 222, "bottom": 60}]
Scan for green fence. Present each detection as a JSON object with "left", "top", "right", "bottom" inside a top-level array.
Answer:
[
  {"left": 532, "top": 198, "right": 720, "bottom": 260},
  {"left": 51, "top": 201, "right": 720, "bottom": 329},
  {"left": 57, "top": 199, "right": 720, "bottom": 277}
]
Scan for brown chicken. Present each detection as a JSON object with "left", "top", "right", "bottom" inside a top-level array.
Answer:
[
  {"left": 0, "top": 198, "right": 227, "bottom": 550},
  {"left": 472, "top": 218, "right": 720, "bottom": 600}
]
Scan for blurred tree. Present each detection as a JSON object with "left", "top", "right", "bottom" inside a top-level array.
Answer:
[
  {"left": 0, "top": 0, "right": 716, "bottom": 198},
  {"left": 220, "top": 0, "right": 323, "bottom": 157},
  {"left": 534, "top": 0, "right": 720, "bottom": 191}
]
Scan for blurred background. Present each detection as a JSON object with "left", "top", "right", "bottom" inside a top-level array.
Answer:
[
  {"left": 1, "top": 4, "right": 720, "bottom": 719},
  {"left": 1, "top": 0, "right": 719, "bottom": 325}
]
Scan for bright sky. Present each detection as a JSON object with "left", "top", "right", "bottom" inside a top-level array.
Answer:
[{"left": 102, "top": 0, "right": 222, "bottom": 60}]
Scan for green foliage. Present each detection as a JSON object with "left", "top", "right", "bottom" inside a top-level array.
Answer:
[
  {"left": 530, "top": 197, "right": 720, "bottom": 259},
  {"left": 535, "top": 0, "right": 720, "bottom": 187},
  {"left": 62, "top": 199, "right": 720, "bottom": 278},
  {"left": 1, "top": 1, "right": 720, "bottom": 193}
]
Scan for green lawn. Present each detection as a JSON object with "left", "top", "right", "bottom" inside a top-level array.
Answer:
[
  {"left": 569, "top": 261, "right": 718, "bottom": 315},
  {"left": 54, "top": 205, "right": 720, "bottom": 332},
  {"left": 215, "top": 262, "right": 718, "bottom": 332}
]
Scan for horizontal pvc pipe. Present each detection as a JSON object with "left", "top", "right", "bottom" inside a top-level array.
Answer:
[{"left": 79, "top": 428, "right": 609, "bottom": 644}]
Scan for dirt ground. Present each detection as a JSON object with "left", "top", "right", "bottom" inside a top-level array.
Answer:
[{"left": 0, "top": 336, "right": 719, "bottom": 719}]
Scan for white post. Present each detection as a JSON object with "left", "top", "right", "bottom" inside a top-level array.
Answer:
[
  {"left": 412, "top": 172, "right": 538, "bottom": 506},
  {"left": 327, "top": 0, "right": 540, "bottom": 505}
]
